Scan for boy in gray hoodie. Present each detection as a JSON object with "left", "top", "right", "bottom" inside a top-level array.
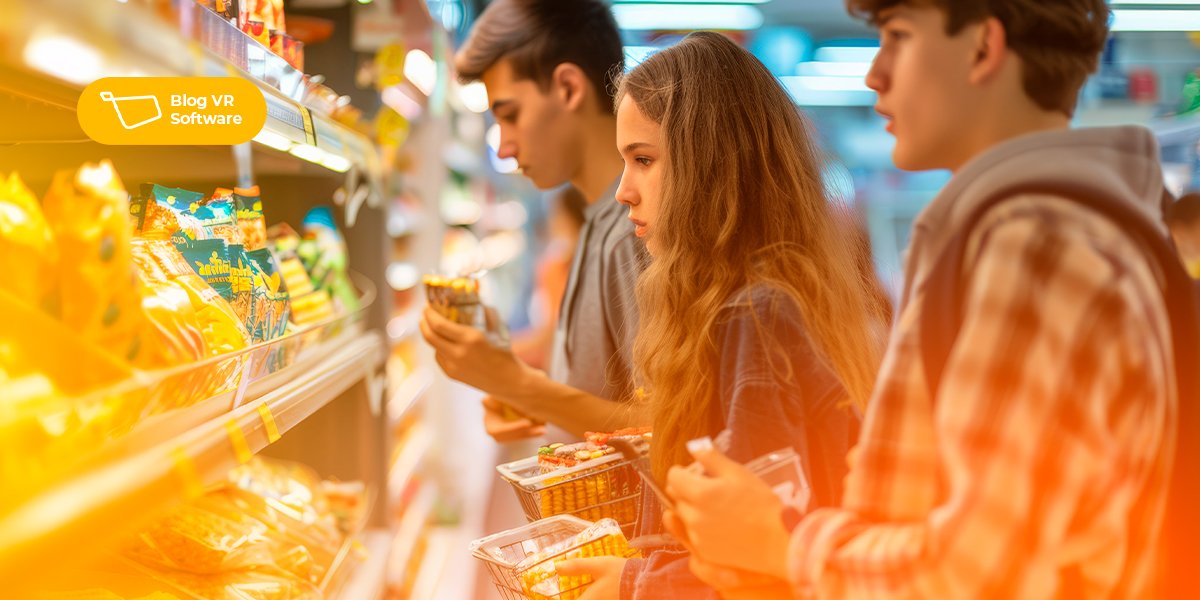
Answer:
[{"left": 665, "top": 1, "right": 1179, "bottom": 598}]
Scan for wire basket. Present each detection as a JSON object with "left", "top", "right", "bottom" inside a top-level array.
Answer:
[
  {"left": 496, "top": 453, "right": 642, "bottom": 537},
  {"left": 470, "top": 516, "right": 639, "bottom": 600}
]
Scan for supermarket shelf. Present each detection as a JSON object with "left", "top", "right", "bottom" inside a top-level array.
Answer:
[
  {"left": 386, "top": 483, "right": 438, "bottom": 589},
  {"left": 409, "top": 527, "right": 454, "bottom": 600},
  {"left": 388, "top": 425, "right": 434, "bottom": 506},
  {"left": 335, "top": 529, "right": 394, "bottom": 600},
  {"left": 0, "top": 330, "right": 385, "bottom": 586},
  {"left": 386, "top": 306, "right": 425, "bottom": 344},
  {"left": 388, "top": 367, "right": 434, "bottom": 425},
  {"left": 0, "top": 0, "right": 382, "bottom": 188},
  {"left": 1076, "top": 104, "right": 1200, "bottom": 147}
]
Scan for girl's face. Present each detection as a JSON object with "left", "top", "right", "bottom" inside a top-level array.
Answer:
[{"left": 615, "top": 95, "right": 665, "bottom": 256}]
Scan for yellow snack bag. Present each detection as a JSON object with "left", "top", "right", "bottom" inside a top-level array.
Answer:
[
  {"left": 0, "top": 173, "right": 57, "bottom": 309},
  {"left": 41, "top": 162, "right": 149, "bottom": 365},
  {"left": 131, "top": 238, "right": 249, "bottom": 356}
]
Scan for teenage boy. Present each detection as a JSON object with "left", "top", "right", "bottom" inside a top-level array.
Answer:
[
  {"left": 665, "top": 1, "right": 1181, "bottom": 598},
  {"left": 420, "top": 0, "right": 647, "bottom": 440}
]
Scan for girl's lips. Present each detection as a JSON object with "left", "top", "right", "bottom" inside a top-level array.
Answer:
[{"left": 635, "top": 225, "right": 648, "bottom": 238}]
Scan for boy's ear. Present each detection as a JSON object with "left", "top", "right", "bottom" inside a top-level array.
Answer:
[
  {"left": 967, "top": 17, "right": 1009, "bottom": 86},
  {"left": 551, "top": 62, "right": 590, "bottom": 112}
]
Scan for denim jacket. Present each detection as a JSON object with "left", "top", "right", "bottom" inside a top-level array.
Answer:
[{"left": 619, "top": 284, "right": 859, "bottom": 600}]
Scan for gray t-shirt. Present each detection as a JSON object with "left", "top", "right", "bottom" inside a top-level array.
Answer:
[{"left": 547, "top": 181, "right": 645, "bottom": 403}]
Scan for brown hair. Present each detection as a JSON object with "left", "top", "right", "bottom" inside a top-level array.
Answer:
[
  {"left": 617, "top": 32, "right": 885, "bottom": 481},
  {"left": 455, "top": 0, "right": 624, "bottom": 106},
  {"left": 846, "top": 0, "right": 1110, "bottom": 116}
]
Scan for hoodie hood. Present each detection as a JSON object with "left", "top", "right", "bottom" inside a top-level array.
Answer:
[{"left": 899, "top": 125, "right": 1166, "bottom": 307}]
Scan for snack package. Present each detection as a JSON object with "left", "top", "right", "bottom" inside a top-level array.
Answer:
[
  {"left": 231, "top": 187, "right": 290, "bottom": 341},
  {"left": 515, "top": 519, "right": 638, "bottom": 600},
  {"left": 132, "top": 267, "right": 208, "bottom": 365},
  {"left": 131, "top": 238, "right": 249, "bottom": 356},
  {"left": 423, "top": 274, "right": 481, "bottom": 326},
  {"left": 123, "top": 503, "right": 274, "bottom": 575},
  {"left": 227, "top": 458, "right": 339, "bottom": 538},
  {"left": 269, "top": 223, "right": 334, "bottom": 327},
  {"left": 42, "top": 162, "right": 152, "bottom": 366},
  {"left": 0, "top": 173, "right": 57, "bottom": 309},
  {"left": 153, "top": 569, "right": 319, "bottom": 600},
  {"left": 140, "top": 185, "right": 257, "bottom": 332},
  {"left": 300, "top": 207, "right": 359, "bottom": 313}
]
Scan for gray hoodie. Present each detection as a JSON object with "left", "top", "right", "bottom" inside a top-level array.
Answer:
[{"left": 900, "top": 125, "right": 1168, "bottom": 309}]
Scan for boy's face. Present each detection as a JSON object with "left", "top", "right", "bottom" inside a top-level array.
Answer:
[
  {"left": 481, "top": 59, "right": 581, "bottom": 190},
  {"left": 866, "top": 5, "right": 983, "bottom": 171}
]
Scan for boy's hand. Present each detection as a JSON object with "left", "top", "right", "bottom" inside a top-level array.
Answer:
[
  {"left": 481, "top": 396, "right": 545, "bottom": 442},
  {"left": 419, "top": 307, "right": 534, "bottom": 398}
]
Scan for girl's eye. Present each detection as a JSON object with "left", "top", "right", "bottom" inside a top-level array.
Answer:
[{"left": 636, "top": 157, "right": 652, "bottom": 167}]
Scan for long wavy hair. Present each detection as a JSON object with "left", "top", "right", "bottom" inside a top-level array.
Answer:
[{"left": 616, "top": 32, "right": 885, "bottom": 480}]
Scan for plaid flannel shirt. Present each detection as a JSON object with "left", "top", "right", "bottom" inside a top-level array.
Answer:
[{"left": 789, "top": 194, "right": 1176, "bottom": 599}]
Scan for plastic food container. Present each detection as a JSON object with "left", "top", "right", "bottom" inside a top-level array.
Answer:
[
  {"left": 496, "top": 453, "right": 642, "bottom": 537},
  {"left": 470, "top": 516, "right": 639, "bottom": 600}
]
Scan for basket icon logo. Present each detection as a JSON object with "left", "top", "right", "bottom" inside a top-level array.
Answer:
[
  {"left": 99, "top": 91, "right": 163, "bottom": 130},
  {"left": 79, "top": 77, "right": 266, "bottom": 145}
]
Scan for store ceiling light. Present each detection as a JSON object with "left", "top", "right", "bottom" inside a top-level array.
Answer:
[
  {"left": 612, "top": 4, "right": 764, "bottom": 30},
  {"left": 252, "top": 129, "right": 293, "bottom": 152},
  {"left": 813, "top": 46, "right": 879, "bottom": 64},
  {"left": 796, "top": 61, "right": 872, "bottom": 78},
  {"left": 23, "top": 32, "right": 102, "bottom": 85},
  {"left": 780, "top": 75, "right": 876, "bottom": 106},
  {"left": 404, "top": 49, "right": 438, "bottom": 96},
  {"left": 1111, "top": 9, "right": 1200, "bottom": 30},
  {"left": 459, "top": 81, "right": 490, "bottom": 113},
  {"left": 625, "top": 46, "right": 660, "bottom": 68}
]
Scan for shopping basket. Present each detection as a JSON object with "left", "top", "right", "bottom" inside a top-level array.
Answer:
[
  {"left": 470, "top": 516, "right": 639, "bottom": 600},
  {"left": 496, "top": 453, "right": 643, "bottom": 537}
]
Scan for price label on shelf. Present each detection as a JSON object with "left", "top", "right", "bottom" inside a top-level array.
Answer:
[
  {"left": 258, "top": 403, "right": 282, "bottom": 443},
  {"left": 225, "top": 420, "right": 253, "bottom": 464}
]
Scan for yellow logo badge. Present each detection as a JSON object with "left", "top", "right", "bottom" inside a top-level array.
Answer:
[{"left": 78, "top": 77, "right": 267, "bottom": 145}]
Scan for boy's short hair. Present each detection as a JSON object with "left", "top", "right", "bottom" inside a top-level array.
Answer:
[
  {"left": 455, "top": 0, "right": 624, "bottom": 105},
  {"left": 846, "top": 0, "right": 1110, "bottom": 116}
]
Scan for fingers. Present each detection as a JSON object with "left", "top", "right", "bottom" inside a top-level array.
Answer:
[
  {"left": 687, "top": 446, "right": 746, "bottom": 478},
  {"left": 422, "top": 307, "right": 474, "bottom": 344},
  {"left": 665, "top": 464, "right": 715, "bottom": 505},
  {"left": 661, "top": 509, "right": 697, "bottom": 555},
  {"left": 553, "top": 558, "right": 600, "bottom": 577},
  {"left": 482, "top": 401, "right": 545, "bottom": 442}
]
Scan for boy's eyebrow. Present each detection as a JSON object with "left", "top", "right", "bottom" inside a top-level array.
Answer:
[{"left": 875, "top": 6, "right": 907, "bottom": 26}]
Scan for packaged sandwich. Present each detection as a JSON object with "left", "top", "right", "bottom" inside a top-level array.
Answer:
[{"left": 0, "top": 172, "right": 57, "bottom": 309}]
